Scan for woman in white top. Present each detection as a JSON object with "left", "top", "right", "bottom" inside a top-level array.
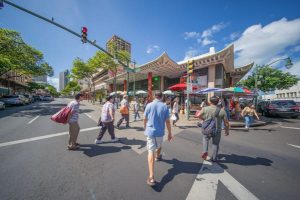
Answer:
[{"left": 172, "top": 97, "right": 179, "bottom": 126}]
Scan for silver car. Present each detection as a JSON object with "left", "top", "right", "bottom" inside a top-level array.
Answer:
[
  {"left": 0, "top": 101, "right": 5, "bottom": 109},
  {"left": 0, "top": 95, "right": 26, "bottom": 105}
]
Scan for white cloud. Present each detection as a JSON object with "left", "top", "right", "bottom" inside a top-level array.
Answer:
[
  {"left": 230, "top": 32, "right": 240, "bottom": 40},
  {"left": 292, "top": 45, "right": 300, "bottom": 52},
  {"left": 183, "top": 32, "right": 200, "bottom": 40},
  {"left": 201, "top": 23, "right": 227, "bottom": 38},
  {"left": 201, "top": 38, "right": 216, "bottom": 46},
  {"left": 146, "top": 45, "right": 160, "bottom": 54},
  {"left": 184, "top": 48, "right": 199, "bottom": 60},
  {"left": 200, "top": 22, "right": 227, "bottom": 46},
  {"left": 234, "top": 18, "right": 300, "bottom": 66},
  {"left": 284, "top": 59, "right": 300, "bottom": 77},
  {"left": 47, "top": 77, "right": 59, "bottom": 91}
]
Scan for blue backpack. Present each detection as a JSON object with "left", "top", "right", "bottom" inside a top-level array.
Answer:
[{"left": 201, "top": 107, "right": 221, "bottom": 137}]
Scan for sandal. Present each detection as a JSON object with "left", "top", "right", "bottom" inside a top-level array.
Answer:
[
  {"left": 67, "top": 145, "right": 79, "bottom": 151},
  {"left": 146, "top": 177, "right": 156, "bottom": 186},
  {"left": 155, "top": 155, "right": 162, "bottom": 162}
]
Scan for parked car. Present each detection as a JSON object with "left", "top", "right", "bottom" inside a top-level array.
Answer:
[
  {"left": 23, "top": 94, "right": 34, "bottom": 103},
  {"left": 0, "top": 101, "right": 5, "bottom": 109},
  {"left": 258, "top": 100, "right": 300, "bottom": 118},
  {"left": 33, "top": 95, "right": 42, "bottom": 101},
  {"left": 43, "top": 95, "right": 54, "bottom": 101},
  {"left": 0, "top": 95, "right": 27, "bottom": 106}
]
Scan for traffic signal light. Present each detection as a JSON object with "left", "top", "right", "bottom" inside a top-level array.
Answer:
[
  {"left": 187, "top": 60, "right": 194, "bottom": 74},
  {"left": 81, "top": 27, "right": 88, "bottom": 43}
]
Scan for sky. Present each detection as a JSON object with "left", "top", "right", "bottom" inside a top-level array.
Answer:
[{"left": 1, "top": 0, "right": 300, "bottom": 90}]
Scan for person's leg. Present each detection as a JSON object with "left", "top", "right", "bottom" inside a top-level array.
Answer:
[
  {"left": 96, "top": 123, "right": 107, "bottom": 141},
  {"left": 176, "top": 113, "right": 179, "bottom": 123},
  {"left": 146, "top": 137, "right": 156, "bottom": 185},
  {"left": 245, "top": 116, "right": 250, "bottom": 129},
  {"left": 249, "top": 116, "right": 254, "bottom": 127},
  {"left": 125, "top": 114, "right": 130, "bottom": 127},
  {"left": 134, "top": 112, "right": 137, "bottom": 121},
  {"left": 202, "top": 134, "right": 209, "bottom": 159},
  {"left": 68, "top": 124, "right": 72, "bottom": 146},
  {"left": 117, "top": 114, "right": 125, "bottom": 127},
  {"left": 107, "top": 122, "right": 116, "bottom": 140},
  {"left": 68, "top": 123, "right": 78, "bottom": 149},
  {"left": 73, "top": 122, "right": 80, "bottom": 144},
  {"left": 137, "top": 111, "right": 140, "bottom": 119},
  {"left": 211, "top": 132, "right": 222, "bottom": 160}
]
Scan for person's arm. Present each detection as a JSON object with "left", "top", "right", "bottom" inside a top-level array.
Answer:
[
  {"left": 254, "top": 110, "right": 260, "bottom": 120},
  {"left": 166, "top": 119, "right": 172, "bottom": 141},
  {"left": 144, "top": 117, "right": 147, "bottom": 130},
  {"left": 241, "top": 108, "right": 245, "bottom": 117},
  {"left": 199, "top": 108, "right": 205, "bottom": 120},
  {"left": 109, "top": 107, "right": 114, "bottom": 122}
]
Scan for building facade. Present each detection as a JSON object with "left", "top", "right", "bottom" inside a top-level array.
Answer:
[
  {"left": 32, "top": 75, "right": 47, "bottom": 84},
  {"left": 59, "top": 70, "right": 70, "bottom": 92},
  {"left": 106, "top": 35, "right": 131, "bottom": 59},
  {"left": 262, "top": 81, "right": 300, "bottom": 102},
  {"left": 0, "top": 71, "right": 32, "bottom": 96}
]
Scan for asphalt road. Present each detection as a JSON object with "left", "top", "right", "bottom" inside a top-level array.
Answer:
[{"left": 0, "top": 99, "right": 299, "bottom": 200}]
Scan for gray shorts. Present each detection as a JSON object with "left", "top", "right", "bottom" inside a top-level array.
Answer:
[{"left": 147, "top": 136, "right": 163, "bottom": 152}]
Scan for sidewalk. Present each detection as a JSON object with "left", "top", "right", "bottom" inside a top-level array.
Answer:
[{"left": 80, "top": 100, "right": 268, "bottom": 131}]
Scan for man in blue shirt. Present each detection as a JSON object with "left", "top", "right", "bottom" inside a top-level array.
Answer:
[{"left": 144, "top": 91, "right": 172, "bottom": 186}]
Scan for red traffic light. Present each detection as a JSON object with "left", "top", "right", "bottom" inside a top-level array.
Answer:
[{"left": 81, "top": 27, "right": 88, "bottom": 33}]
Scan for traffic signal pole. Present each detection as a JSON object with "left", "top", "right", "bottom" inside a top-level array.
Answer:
[{"left": 2, "top": 0, "right": 131, "bottom": 71}]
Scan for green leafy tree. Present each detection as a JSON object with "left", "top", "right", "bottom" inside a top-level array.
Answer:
[
  {"left": 27, "top": 82, "right": 47, "bottom": 92},
  {"left": 61, "top": 80, "right": 81, "bottom": 96},
  {"left": 240, "top": 65, "right": 299, "bottom": 92},
  {"left": 46, "top": 84, "right": 60, "bottom": 97},
  {"left": 71, "top": 58, "right": 97, "bottom": 101}
]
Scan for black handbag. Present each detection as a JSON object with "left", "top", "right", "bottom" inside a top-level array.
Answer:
[{"left": 97, "top": 117, "right": 103, "bottom": 127}]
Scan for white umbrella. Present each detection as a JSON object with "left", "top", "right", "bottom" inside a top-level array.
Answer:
[
  {"left": 136, "top": 90, "right": 147, "bottom": 95},
  {"left": 163, "top": 90, "right": 175, "bottom": 95},
  {"left": 109, "top": 91, "right": 122, "bottom": 96}
]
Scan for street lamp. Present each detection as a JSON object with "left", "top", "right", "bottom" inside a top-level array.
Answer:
[{"left": 266, "top": 57, "right": 293, "bottom": 69}]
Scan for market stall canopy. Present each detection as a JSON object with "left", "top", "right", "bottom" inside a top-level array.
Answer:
[
  {"left": 195, "top": 88, "right": 226, "bottom": 94},
  {"left": 168, "top": 83, "right": 197, "bottom": 91},
  {"left": 136, "top": 90, "right": 147, "bottom": 95}
]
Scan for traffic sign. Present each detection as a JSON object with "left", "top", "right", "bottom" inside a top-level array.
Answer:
[{"left": 187, "top": 83, "right": 193, "bottom": 92}]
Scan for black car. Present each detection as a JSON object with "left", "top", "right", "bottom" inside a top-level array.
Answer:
[{"left": 258, "top": 100, "right": 300, "bottom": 118}]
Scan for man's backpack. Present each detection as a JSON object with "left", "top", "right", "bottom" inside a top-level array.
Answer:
[{"left": 201, "top": 107, "right": 221, "bottom": 137}]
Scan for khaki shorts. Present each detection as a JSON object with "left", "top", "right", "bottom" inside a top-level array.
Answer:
[{"left": 147, "top": 136, "right": 163, "bottom": 152}]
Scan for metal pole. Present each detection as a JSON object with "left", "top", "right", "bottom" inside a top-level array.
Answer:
[
  {"left": 3, "top": 0, "right": 131, "bottom": 71},
  {"left": 254, "top": 75, "right": 258, "bottom": 109},
  {"left": 186, "top": 73, "right": 190, "bottom": 120},
  {"left": 127, "top": 61, "right": 129, "bottom": 96},
  {"left": 133, "top": 60, "right": 136, "bottom": 97}
]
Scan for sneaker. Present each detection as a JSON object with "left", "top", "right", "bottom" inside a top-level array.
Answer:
[
  {"left": 209, "top": 158, "right": 218, "bottom": 163},
  {"left": 111, "top": 138, "right": 119, "bottom": 142},
  {"left": 94, "top": 139, "right": 104, "bottom": 144},
  {"left": 201, "top": 152, "right": 208, "bottom": 160}
]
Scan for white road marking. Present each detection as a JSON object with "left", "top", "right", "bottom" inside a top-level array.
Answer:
[
  {"left": 27, "top": 115, "right": 40, "bottom": 124},
  {"left": 84, "top": 113, "right": 93, "bottom": 119},
  {"left": 280, "top": 126, "right": 300, "bottom": 130},
  {"left": 186, "top": 160, "right": 259, "bottom": 200},
  {"left": 287, "top": 143, "right": 300, "bottom": 149},
  {"left": 0, "top": 126, "right": 99, "bottom": 148}
]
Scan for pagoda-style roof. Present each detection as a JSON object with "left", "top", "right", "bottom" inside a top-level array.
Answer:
[{"left": 104, "top": 44, "right": 251, "bottom": 84}]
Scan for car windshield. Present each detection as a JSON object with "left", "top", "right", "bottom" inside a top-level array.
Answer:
[
  {"left": 273, "top": 101, "right": 296, "bottom": 107},
  {"left": 2, "top": 95, "right": 19, "bottom": 98}
]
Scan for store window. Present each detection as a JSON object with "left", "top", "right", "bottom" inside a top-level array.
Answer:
[{"left": 215, "top": 64, "right": 224, "bottom": 88}]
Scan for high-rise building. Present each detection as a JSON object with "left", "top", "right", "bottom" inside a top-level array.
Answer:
[
  {"left": 32, "top": 75, "right": 47, "bottom": 84},
  {"left": 106, "top": 35, "right": 131, "bottom": 59},
  {"left": 59, "top": 70, "right": 70, "bottom": 91}
]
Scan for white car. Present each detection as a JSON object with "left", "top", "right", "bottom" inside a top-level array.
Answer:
[{"left": 0, "top": 101, "right": 5, "bottom": 109}]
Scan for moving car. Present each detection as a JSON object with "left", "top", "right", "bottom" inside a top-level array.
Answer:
[
  {"left": 43, "top": 95, "right": 54, "bottom": 101},
  {"left": 0, "top": 95, "right": 27, "bottom": 106},
  {"left": 33, "top": 95, "right": 42, "bottom": 101},
  {"left": 23, "top": 94, "right": 34, "bottom": 103},
  {"left": 0, "top": 101, "right": 5, "bottom": 109},
  {"left": 258, "top": 100, "right": 300, "bottom": 118}
]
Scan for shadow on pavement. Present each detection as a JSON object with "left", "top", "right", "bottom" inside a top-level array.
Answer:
[
  {"left": 119, "top": 137, "right": 146, "bottom": 149},
  {"left": 153, "top": 158, "right": 201, "bottom": 192},
  {"left": 217, "top": 153, "right": 273, "bottom": 169},
  {"left": 79, "top": 109, "right": 94, "bottom": 114},
  {"left": 78, "top": 144, "right": 131, "bottom": 157}
]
